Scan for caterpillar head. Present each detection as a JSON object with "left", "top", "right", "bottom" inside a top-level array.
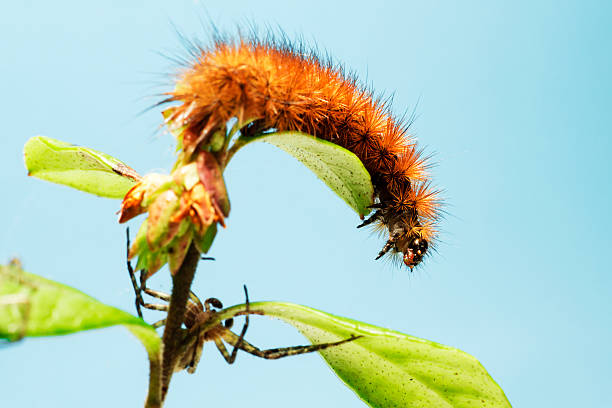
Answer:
[
  {"left": 372, "top": 209, "right": 434, "bottom": 269},
  {"left": 398, "top": 236, "right": 429, "bottom": 269},
  {"left": 386, "top": 216, "right": 433, "bottom": 269}
]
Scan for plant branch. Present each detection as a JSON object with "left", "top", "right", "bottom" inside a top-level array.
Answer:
[
  {"left": 144, "top": 350, "right": 162, "bottom": 408},
  {"left": 160, "top": 242, "right": 200, "bottom": 401},
  {"left": 223, "top": 137, "right": 248, "bottom": 169}
]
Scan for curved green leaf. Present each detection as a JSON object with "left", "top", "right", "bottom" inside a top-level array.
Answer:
[
  {"left": 206, "top": 301, "right": 511, "bottom": 408},
  {"left": 24, "top": 136, "right": 140, "bottom": 199},
  {"left": 0, "top": 262, "right": 158, "bottom": 352},
  {"left": 239, "top": 132, "right": 374, "bottom": 216},
  {"left": 0, "top": 262, "right": 162, "bottom": 406}
]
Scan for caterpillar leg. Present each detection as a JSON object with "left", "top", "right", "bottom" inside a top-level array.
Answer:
[
  {"left": 126, "top": 227, "right": 210, "bottom": 318},
  {"left": 357, "top": 210, "right": 382, "bottom": 228},
  {"left": 375, "top": 233, "right": 400, "bottom": 260}
]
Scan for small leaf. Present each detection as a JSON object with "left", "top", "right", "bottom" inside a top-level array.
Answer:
[
  {"left": 238, "top": 131, "right": 373, "bottom": 216},
  {"left": 209, "top": 127, "right": 226, "bottom": 152},
  {"left": 130, "top": 221, "right": 170, "bottom": 279},
  {"left": 24, "top": 136, "right": 140, "bottom": 199},
  {"left": 168, "top": 231, "right": 193, "bottom": 275},
  {"left": 208, "top": 302, "right": 511, "bottom": 408},
  {"left": 194, "top": 222, "right": 217, "bottom": 254},
  {"left": 197, "top": 151, "right": 230, "bottom": 217},
  {"left": 147, "top": 190, "right": 181, "bottom": 251},
  {"left": 146, "top": 248, "right": 169, "bottom": 278},
  {"left": 129, "top": 221, "right": 149, "bottom": 261},
  {"left": 0, "top": 263, "right": 155, "bottom": 339}
]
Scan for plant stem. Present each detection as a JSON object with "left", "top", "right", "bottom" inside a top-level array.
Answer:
[
  {"left": 144, "top": 351, "right": 162, "bottom": 408},
  {"left": 223, "top": 138, "right": 248, "bottom": 169},
  {"left": 160, "top": 242, "right": 200, "bottom": 402}
]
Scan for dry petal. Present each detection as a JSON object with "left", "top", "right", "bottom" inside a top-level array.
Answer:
[
  {"left": 118, "top": 182, "right": 147, "bottom": 223},
  {"left": 197, "top": 151, "right": 231, "bottom": 217},
  {"left": 118, "top": 174, "right": 173, "bottom": 223},
  {"left": 188, "top": 183, "right": 215, "bottom": 234}
]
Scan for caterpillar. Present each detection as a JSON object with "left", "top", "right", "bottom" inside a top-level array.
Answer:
[{"left": 162, "top": 33, "right": 441, "bottom": 269}]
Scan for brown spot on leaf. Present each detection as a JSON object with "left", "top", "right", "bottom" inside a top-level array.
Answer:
[{"left": 112, "top": 162, "right": 141, "bottom": 182}]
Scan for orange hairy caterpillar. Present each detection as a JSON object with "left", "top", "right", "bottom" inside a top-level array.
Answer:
[{"left": 162, "top": 33, "right": 441, "bottom": 269}]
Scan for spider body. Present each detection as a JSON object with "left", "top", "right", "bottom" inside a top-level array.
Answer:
[
  {"left": 126, "top": 231, "right": 360, "bottom": 374},
  {"left": 134, "top": 282, "right": 360, "bottom": 374}
]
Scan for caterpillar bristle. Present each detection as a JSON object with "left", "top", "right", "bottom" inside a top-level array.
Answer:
[
  {"left": 410, "top": 182, "right": 442, "bottom": 222},
  {"left": 166, "top": 32, "right": 442, "bottom": 269}
]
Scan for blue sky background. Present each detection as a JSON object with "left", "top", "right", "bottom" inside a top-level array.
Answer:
[{"left": 1, "top": 1, "right": 611, "bottom": 407}]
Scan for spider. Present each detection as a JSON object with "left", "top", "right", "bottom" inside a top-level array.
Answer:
[{"left": 125, "top": 230, "right": 361, "bottom": 373}]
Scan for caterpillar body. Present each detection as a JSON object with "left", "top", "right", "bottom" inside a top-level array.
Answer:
[{"left": 164, "top": 35, "right": 441, "bottom": 269}]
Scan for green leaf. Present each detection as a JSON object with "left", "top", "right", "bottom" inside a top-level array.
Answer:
[
  {"left": 0, "top": 262, "right": 159, "bottom": 355},
  {"left": 194, "top": 222, "right": 217, "bottom": 254},
  {"left": 239, "top": 132, "right": 374, "bottom": 217},
  {"left": 209, "top": 301, "right": 512, "bottom": 408},
  {"left": 24, "top": 136, "right": 140, "bottom": 199},
  {"left": 0, "top": 262, "right": 162, "bottom": 407}
]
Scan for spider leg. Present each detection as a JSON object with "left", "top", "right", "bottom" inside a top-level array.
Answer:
[
  {"left": 126, "top": 228, "right": 169, "bottom": 314},
  {"left": 212, "top": 337, "right": 235, "bottom": 364},
  {"left": 217, "top": 285, "right": 361, "bottom": 362},
  {"left": 138, "top": 279, "right": 170, "bottom": 312},
  {"left": 204, "top": 297, "right": 223, "bottom": 311},
  {"left": 138, "top": 264, "right": 203, "bottom": 312},
  {"left": 152, "top": 319, "right": 167, "bottom": 329},
  {"left": 127, "top": 227, "right": 195, "bottom": 315},
  {"left": 140, "top": 302, "right": 170, "bottom": 312},
  {"left": 141, "top": 288, "right": 171, "bottom": 302},
  {"left": 185, "top": 334, "right": 205, "bottom": 374},
  {"left": 210, "top": 285, "right": 251, "bottom": 364},
  {"left": 220, "top": 330, "right": 362, "bottom": 360},
  {"left": 126, "top": 228, "right": 144, "bottom": 318},
  {"left": 233, "top": 285, "right": 251, "bottom": 361},
  {"left": 189, "top": 292, "right": 204, "bottom": 310}
]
